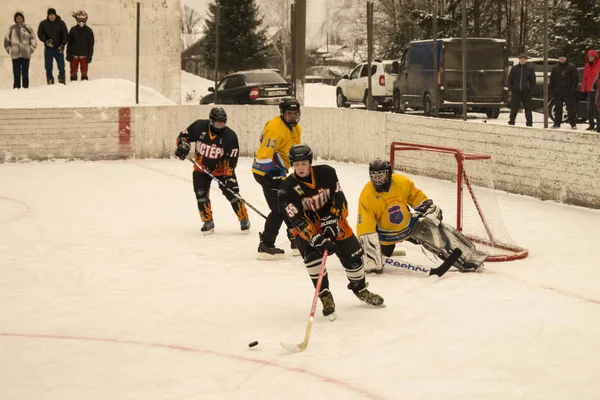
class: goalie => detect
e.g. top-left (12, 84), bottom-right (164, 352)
top-left (356, 159), bottom-right (488, 275)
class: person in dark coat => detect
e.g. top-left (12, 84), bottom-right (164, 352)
top-left (549, 51), bottom-right (579, 129)
top-left (580, 49), bottom-right (600, 130)
top-left (67, 10), bottom-right (94, 81)
top-left (37, 8), bottom-right (68, 85)
top-left (507, 54), bottom-right (536, 127)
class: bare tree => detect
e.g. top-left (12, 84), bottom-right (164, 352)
top-left (261, 0), bottom-right (292, 75)
top-left (181, 5), bottom-right (203, 34)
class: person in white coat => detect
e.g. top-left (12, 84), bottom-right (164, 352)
top-left (4, 12), bottom-right (37, 89)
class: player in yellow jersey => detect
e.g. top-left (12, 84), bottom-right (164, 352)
top-left (357, 159), bottom-right (487, 274)
top-left (251, 98), bottom-right (302, 259)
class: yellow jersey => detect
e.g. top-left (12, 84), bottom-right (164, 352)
top-left (251, 116), bottom-right (302, 177)
top-left (357, 173), bottom-right (428, 245)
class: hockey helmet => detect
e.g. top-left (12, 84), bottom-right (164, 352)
top-left (369, 158), bottom-right (393, 192)
top-left (289, 143), bottom-right (313, 165)
top-left (279, 98), bottom-right (301, 127)
top-left (209, 107), bottom-right (227, 133)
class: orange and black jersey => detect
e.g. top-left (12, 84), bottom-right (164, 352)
top-left (177, 119), bottom-right (240, 176)
top-left (280, 165), bottom-right (353, 242)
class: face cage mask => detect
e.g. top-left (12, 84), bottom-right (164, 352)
top-left (282, 110), bottom-right (300, 127)
top-left (369, 170), bottom-right (389, 186)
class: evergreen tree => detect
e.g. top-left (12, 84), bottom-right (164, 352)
top-left (202, 0), bottom-right (271, 75)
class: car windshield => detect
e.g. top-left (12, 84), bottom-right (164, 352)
top-left (242, 71), bottom-right (287, 84)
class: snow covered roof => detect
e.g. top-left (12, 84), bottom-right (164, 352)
top-left (181, 33), bottom-right (204, 51)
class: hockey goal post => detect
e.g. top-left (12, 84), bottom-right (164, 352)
top-left (390, 141), bottom-right (528, 262)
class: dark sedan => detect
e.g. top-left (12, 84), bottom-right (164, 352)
top-left (200, 69), bottom-right (292, 105)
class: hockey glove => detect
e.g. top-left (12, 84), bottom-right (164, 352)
top-left (174, 140), bottom-right (191, 160)
top-left (265, 169), bottom-right (283, 190)
top-left (414, 199), bottom-right (443, 226)
top-left (321, 214), bottom-right (340, 240)
top-left (223, 175), bottom-right (239, 192)
top-left (309, 233), bottom-right (336, 255)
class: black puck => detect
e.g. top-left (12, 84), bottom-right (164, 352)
top-left (248, 341), bottom-right (259, 348)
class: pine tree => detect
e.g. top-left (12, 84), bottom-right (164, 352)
top-left (202, 0), bottom-right (272, 75)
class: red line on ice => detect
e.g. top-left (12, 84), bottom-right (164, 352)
top-left (0, 331), bottom-right (386, 400)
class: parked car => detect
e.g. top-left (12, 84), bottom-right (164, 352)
top-left (200, 69), bottom-right (292, 105)
top-left (335, 60), bottom-right (396, 110)
top-left (392, 38), bottom-right (508, 118)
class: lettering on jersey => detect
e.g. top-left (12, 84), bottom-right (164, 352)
top-left (196, 142), bottom-right (224, 159)
top-left (285, 203), bottom-right (299, 218)
top-left (293, 184), bottom-right (305, 196)
top-left (230, 148), bottom-right (238, 157)
top-left (388, 204), bottom-right (404, 225)
top-left (301, 188), bottom-right (331, 212)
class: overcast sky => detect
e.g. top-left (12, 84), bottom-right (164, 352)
top-left (182, 0), bottom-right (329, 47)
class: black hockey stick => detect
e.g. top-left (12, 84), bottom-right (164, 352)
top-left (187, 157), bottom-right (268, 220)
top-left (429, 248), bottom-right (462, 277)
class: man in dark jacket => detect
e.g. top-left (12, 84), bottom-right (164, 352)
top-left (37, 8), bottom-right (68, 85)
top-left (67, 10), bottom-right (94, 81)
top-left (508, 54), bottom-right (536, 127)
top-left (549, 52), bottom-right (579, 129)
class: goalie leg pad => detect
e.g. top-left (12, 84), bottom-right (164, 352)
top-left (411, 218), bottom-right (488, 272)
top-left (359, 233), bottom-right (383, 273)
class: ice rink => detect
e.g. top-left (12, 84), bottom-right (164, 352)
top-left (1, 158), bottom-right (599, 400)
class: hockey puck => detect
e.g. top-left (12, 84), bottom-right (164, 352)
top-left (248, 341), bottom-right (259, 348)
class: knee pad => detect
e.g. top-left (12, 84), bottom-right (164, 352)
top-left (195, 189), bottom-right (209, 203)
top-left (304, 250), bottom-right (324, 279)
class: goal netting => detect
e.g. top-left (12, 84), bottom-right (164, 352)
top-left (390, 141), bottom-right (528, 262)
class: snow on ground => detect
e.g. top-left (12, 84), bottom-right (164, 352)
top-left (0, 79), bottom-right (175, 108)
top-left (181, 71), bottom-right (215, 105)
top-left (1, 157), bottom-right (600, 400)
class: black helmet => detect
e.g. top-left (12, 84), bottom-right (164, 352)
top-left (209, 107), bottom-right (227, 133)
top-left (289, 143), bottom-right (313, 165)
top-left (369, 158), bottom-right (393, 192)
top-left (279, 98), bottom-right (301, 127)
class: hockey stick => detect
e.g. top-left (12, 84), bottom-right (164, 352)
top-left (281, 250), bottom-right (329, 353)
top-left (187, 157), bottom-right (268, 220)
top-left (382, 248), bottom-right (462, 277)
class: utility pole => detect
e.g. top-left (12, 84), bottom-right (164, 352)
top-left (543, 0), bottom-right (549, 128)
top-left (432, 0), bottom-right (439, 117)
top-left (366, 0), bottom-right (374, 110)
top-left (214, 0), bottom-right (220, 103)
top-left (461, 0), bottom-right (467, 121)
top-left (293, 0), bottom-right (306, 105)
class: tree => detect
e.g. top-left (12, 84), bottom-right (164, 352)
top-left (203, 0), bottom-right (272, 75)
top-left (180, 5), bottom-right (203, 34)
top-left (261, 0), bottom-right (292, 76)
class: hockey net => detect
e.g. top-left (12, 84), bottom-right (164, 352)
top-left (390, 141), bottom-right (528, 262)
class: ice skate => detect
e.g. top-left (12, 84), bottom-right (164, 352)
top-left (348, 281), bottom-right (385, 307)
top-left (240, 219), bottom-right (250, 234)
top-left (318, 289), bottom-right (336, 321)
top-left (201, 219), bottom-right (215, 235)
top-left (257, 232), bottom-right (285, 260)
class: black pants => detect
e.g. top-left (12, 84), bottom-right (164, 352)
top-left (509, 90), bottom-right (533, 125)
top-left (253, 173), bottom-right (293, 240)
top-left (193, 171), bottom-right (247, 223)
top-left (296, 233), bottom-right (365, 292)
top-left (586, 92), bottom-right (598, 128)
top-left (12, 58), bottom-right (30, 89)
top-left (553, 94), bottom-right (577, 126)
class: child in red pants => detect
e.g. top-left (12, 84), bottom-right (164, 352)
top-left (66, 10), bottom-right (94, 81)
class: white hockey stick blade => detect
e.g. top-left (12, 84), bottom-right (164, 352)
top-left (280, 341), bottom-right (307, 353)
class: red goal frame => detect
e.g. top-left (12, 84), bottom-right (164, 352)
top-left (390, 141), bottom-right (528, 262)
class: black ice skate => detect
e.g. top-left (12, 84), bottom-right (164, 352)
top-left (348, 281), bottom-right (385, 307)
top-left (318, 289), bottom-right (336, 321)
top-left (257, 232), bottom-right (285, 260)
top-left (240, 219), bottom-right (250, 233)
top-left (201, 220), bottom-right (215, 235)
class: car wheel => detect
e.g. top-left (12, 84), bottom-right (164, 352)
top-left (548, 99), bottom-right (569, 123)
top-left (423, 94), bottom-right (432, 117)
top-left (336, 89), bottom-right (349, 108)
top-left (393, 91), bottom-right (406, 113)
top-left (486, 108), bottom-right (500, 119)
top-left (362, 91), bottom-right (378, 110)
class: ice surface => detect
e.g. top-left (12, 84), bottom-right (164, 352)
top-left (1, 158), bottom-right (599, 400)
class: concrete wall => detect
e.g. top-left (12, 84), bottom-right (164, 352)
top-left (1, 105), bottom-right (599, 209)
top-left (1, 0), bottom-right (180, 103)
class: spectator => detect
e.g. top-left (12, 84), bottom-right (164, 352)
top-left (508, 54), bottom-right (536, 127)
top-left (581, 49), bottom-right (600, 131)
top-left (37, 8), bottom-right (68, 85)
top-left (67, 10), bottom-right (94, 81)
top-left (593, 70), bottom-right (600, 133)
top-left (549, 51), bottom-right (579, 129)
top-left (4, 11), bottom-right (37, 89)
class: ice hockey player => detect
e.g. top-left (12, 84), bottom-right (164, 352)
top-left (357, 158), bottom-right (488, 274)
top-left (279, 144), bottom-right (385, 320)
top-left (251, 98), bottom-right (302, 259)
top-left (174, 107), bottom-right (249, 234)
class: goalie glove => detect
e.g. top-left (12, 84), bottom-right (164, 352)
top-left (414, 199), bottom-right (443, 227)
top-left (320, 214), bottom-right (340, 240)
top-left (174, 140), bottom-right (191, 160)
